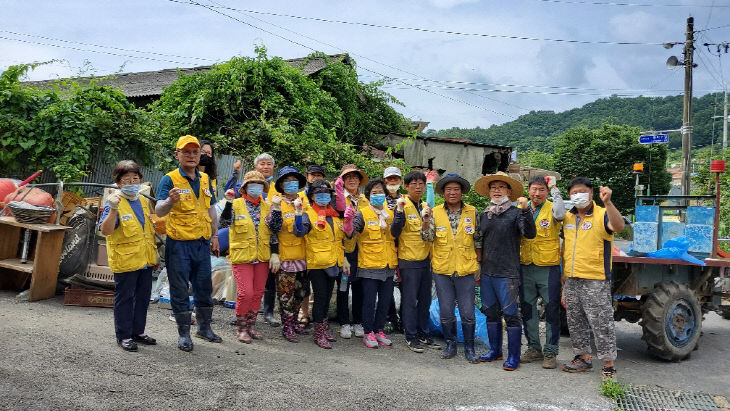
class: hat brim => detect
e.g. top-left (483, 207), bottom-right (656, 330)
top-left (435, 176), bottom-right (471, 195)
top-left (275, 172), bottom-right (307, 193)
top-left (474, 174), bottom-right (524, 201)
top-left (339, 168), bottom-right (369, 187)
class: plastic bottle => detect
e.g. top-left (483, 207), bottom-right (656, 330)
top-left (339, 271), bottom-right (349, 292)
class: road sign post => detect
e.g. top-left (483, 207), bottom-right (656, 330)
top-left (639, 134), bottom-right (669, 144)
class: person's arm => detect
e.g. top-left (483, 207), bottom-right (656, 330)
top-left (346, 211), bottom-right (365, 239)
top-left (420, 217), bottom-right (435, 242)
top-left (99, 200), bottom-right (119, 236)
top-left (600, 186), bottom-right (625, 233)
top-left (294, 213), bottom-right (312, 237)
top-left (518, 206), bottom-right (537, 239)
top-left (266, 208), bottom-right (283, 233)
top-left (334, 177), bottom-right (346, 212)
top-left (154, 176), bottom-right (179, 217)
top-left (223, 162), bottom-right (241, 193)
top-left (390, 198), bottom-right (406, 238)
top-left (425, 170), bottom-right (437, 208)
top-left (474, 212), bottom-right (483, 250)
top-left (550, 187), bottom-right (566, 221)
top-left (208, 205), bottom-right (219, 254)
top-left (218, 201), bottom-right (234, 229)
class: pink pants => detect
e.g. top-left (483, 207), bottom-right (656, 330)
top-left (232, 262), bottom-right (269, 316)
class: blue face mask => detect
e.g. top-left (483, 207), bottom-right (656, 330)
top-left (121, 184), bottom-right (141, 196)
top-left (314, 193), bottom-right (331, 206)
top-left (369, 193), bottom-right (386, 207)
top-left (283, 180), bottom-right (300, 194)
top-left (246, 183), bottom-right (264, 197)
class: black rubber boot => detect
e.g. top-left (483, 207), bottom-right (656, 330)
top-left (462, 321), bottom-right (479, 364)
top-left (174, 311), bottom-right (194, 352)
top-left (195, 306), bottom-right (222, 343)
top-left (440, 320), bottom-right (457, 359)
top-left (262, 288), bottom-right (280, 327)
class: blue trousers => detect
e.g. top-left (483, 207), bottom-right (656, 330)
top-left (165, 237), bottom-right (213, 313)
top-left (480, 275), bottom-right (521, 328)
top-left (400, 266), bottom-right (432, 341)
top-left (113, 267), bottom-right (153, 341)
top-left (434, 273), bottom-right (476, 325)
top-left (361, 277), bottom-right (394, 334)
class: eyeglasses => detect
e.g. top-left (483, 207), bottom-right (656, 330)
top-left (489, 185), bottom-right (508, 191)
top-left (120, 177), bottom-right (141, 184)
top-left (179, 150), bottom-right (200, 157)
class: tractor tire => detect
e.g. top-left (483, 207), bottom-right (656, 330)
top-left (640, 281), bottom-right (702, 361)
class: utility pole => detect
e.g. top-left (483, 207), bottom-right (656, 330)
top-left (681, 16), bottom-right (695, 196)
top-left (724, 90), bottom-right (728, 151)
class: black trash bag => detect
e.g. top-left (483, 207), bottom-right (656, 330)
top-left (58, 206), bottom-right (96, 280)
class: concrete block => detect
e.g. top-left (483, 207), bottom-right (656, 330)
top-left (633, 222), bottom-right (658, 253)
top-left (686, 206), bottom-right (715, 225)
top-left (686, 224), bottom-right (713, 254)
top-left (635, 206), bottom-right (660, 223)
top-left (660, 222), bottom-right (685, 247)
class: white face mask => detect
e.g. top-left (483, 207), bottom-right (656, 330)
top-left (491, 196), bottom-right (510, 205)
top-left (570, 192), bottom-right (591, 208)
top-left (386, 184), bottom-right (400, 194)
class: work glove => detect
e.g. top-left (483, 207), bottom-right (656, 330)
top-left (293, 198), bottom-right (303, 216)
top-left (343, 258), bottom-right (351, 276)
top-left (396, 197), bottom-right (406, 213)
top-left (269, 253), bottom-right (281, 274)
top-left (421, 204), bottom-right (432, 221)
top-left (270, 194), bottom-right (282, 211)
top-left (334, 177), bottom-right (346, 211)
top-left (343, 206), bottom-right (355, 234)
top-left (107, 193), bottom-right (121, 210)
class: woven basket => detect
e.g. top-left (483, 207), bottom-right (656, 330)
top-left (7, 201), bottom-right (57, 224)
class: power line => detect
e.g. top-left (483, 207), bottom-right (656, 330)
top-left (167, 1), bottom-right (666, 46)
top-left (533, 0), bottom-right (730, 7)
top-left (172, 0), bottom-right (516, 118)
top-left (380, 82), bottom-right (682, 97)
top-left (0, 35), bottom-right (193, 65)
top-left (0, 30), bottom-right (216, 62)
top-left (205, 0), bottom-right (531, 114)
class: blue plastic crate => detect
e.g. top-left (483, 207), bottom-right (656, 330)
top-left (660, 222), bottom-right (685, 247)
top-left (686, 224), bottom-right (713, 254)
top-left (686, 206), bottom-right (715, 225)
top-left (633, 222), bottom-right (659, 253)
top-left (635, 206), bottom-right (660, 222)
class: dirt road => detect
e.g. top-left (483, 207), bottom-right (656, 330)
top-left (1, 292), bottom-right (728, 410)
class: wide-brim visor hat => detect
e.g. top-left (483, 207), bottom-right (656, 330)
top-left (339, 164), bottom-right (368, 187)
top-left (435, 173), bottom-right (470, 195)
top-left (275, 166), bottom-right (307, 193)
top-left (474, 172), bottom-right (524, 202)
top-left (176, 135), bottom-right (200, 150)
top-left (239, 170), bottom-right (269, 195)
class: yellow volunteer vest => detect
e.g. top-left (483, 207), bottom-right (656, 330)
top-left (520, 201), bottom-right (562, 266)
top-left (165, 169), bottom-right (213, 241)
top-left (304, 208), bottom-right (345, 269)
top-left (357, 206), bottom-right (398, 269)
top-left (431, 204), bottom-right (479, 276)
top-left (343, 193), bottom-right (370, 254)
top-left (397, 197), bottom-right (431, 261)
top-left (562, 202), bottom-right (614, 280)
top-left (228, 198), bottom-right (272, 264)
top-left (279, 199), bottom-right (307, 262)
top-left (105, 197), bottom-right (158, 273)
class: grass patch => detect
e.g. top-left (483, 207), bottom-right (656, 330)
top-left (601, 379), bottom-right (628, 400)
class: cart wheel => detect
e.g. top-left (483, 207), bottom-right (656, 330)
top-left (640, 281), bottom-right (702, 361)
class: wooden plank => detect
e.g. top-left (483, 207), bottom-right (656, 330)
top-left (0, 258), bottom-right (34, 273)
top-left (614, 255), bottom-right (730, 268)
top-left (0, 224), bottom-right (21, 259)
top-left (27, 230), bottom-right (65, 301)
top-left (0, 216), bottom-right (69, 232)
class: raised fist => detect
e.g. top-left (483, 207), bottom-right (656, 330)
top-left (224, 189), bottom-right (235, 200)
top-left (545, 175), bottom-right (556, 189)
top-left (396, 197), bottom-right (406, 212)
top-left (271, 194), bottom-right (282, 206)
top-left (599, 186), bottom-right (612, 204)
top-left (293, 197), bottom-right (303, 215)
top-left (426, 170), bottom-right (438, 183)
top-left (334, 177), bottom-right (344, 193)
top-left (421, 204), bottom-right (432, 221)
top-left (168, 187), bottom-right (181, 203)
top-left (344, 205), bottom-right (355, 221)
top-left (107, 193), bottom-right (121, 210)
top-left (517, 197), bottom-right (529, 210)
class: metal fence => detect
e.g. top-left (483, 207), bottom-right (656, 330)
top-left (7, 150), bottom-right (239, 199)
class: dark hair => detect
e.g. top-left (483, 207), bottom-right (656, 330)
top-left (307, 178), bottom-right (333, 201)
top-left (112, 160), bottom-right (143, 184)
top-left (364, 178), bottom-right (387, 199)
top-left (403, 171), bottom-right (426, 185)
top-left (528, 175), bottom-right (548, 190)
top-left (199, 140), bottom-right (217, 181)
top-left (566, 177), bottom-right (593, 192)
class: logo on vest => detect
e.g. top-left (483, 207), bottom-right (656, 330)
top-left (464, 225), bottom-right (474, 234)
top-left (464, 217), bottom-right (473, 224)
top-left (284, 213), bottom-right (295, 219)
top-left (407, 214), bottom-right (418, 220)
top-left (565, 224), bottom-right (576, 230)
top-left (581, 221), bottom-right (593, 230)
top-left (367, 221), bottom-right (379, 226)
top-left (203, 188), bottom-right (212, 196)
top-left (436, 226), bottom-right (446, 232)
top-left (234, 215), bottom-right (247, 220)
top-left (539, 219), bottom-right (550, 228)
top-left (120, 214), bottom-right (133, 221)
top-left (178, 189), bottom-right (192, 194)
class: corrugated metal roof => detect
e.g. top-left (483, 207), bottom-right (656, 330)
top-left (22, 54), bottom-right (350, 98)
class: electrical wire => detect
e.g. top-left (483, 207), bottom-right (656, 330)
top-left (165, 0), bottom-right (665, 46)
top-left (533, 0), bottom-right (729, 7)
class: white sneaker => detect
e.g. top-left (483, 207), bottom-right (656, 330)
top-left (339, 324), bottom-right (352, 339)
top-left (353, 324), bottom-right (365, 338)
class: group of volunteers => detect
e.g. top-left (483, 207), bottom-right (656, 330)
top-left (100, 134), bottom-right (625, 379)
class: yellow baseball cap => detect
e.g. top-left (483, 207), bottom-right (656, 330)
top-left (176, 135), bottom-right (200, 150)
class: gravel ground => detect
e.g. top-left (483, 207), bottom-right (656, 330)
top-left (1, 291), bottom-right (728, 410)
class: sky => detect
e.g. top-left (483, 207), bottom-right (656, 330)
top-left (2, 0), bottom-right (730, 131)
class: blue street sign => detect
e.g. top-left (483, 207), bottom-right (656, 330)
top-left (639, 134), bottom-right (669, 144)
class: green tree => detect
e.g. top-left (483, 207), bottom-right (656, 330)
top-left (149, 47), bottom-right (410, 177)
top-left (553, 124), bottom-right (672, 214)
